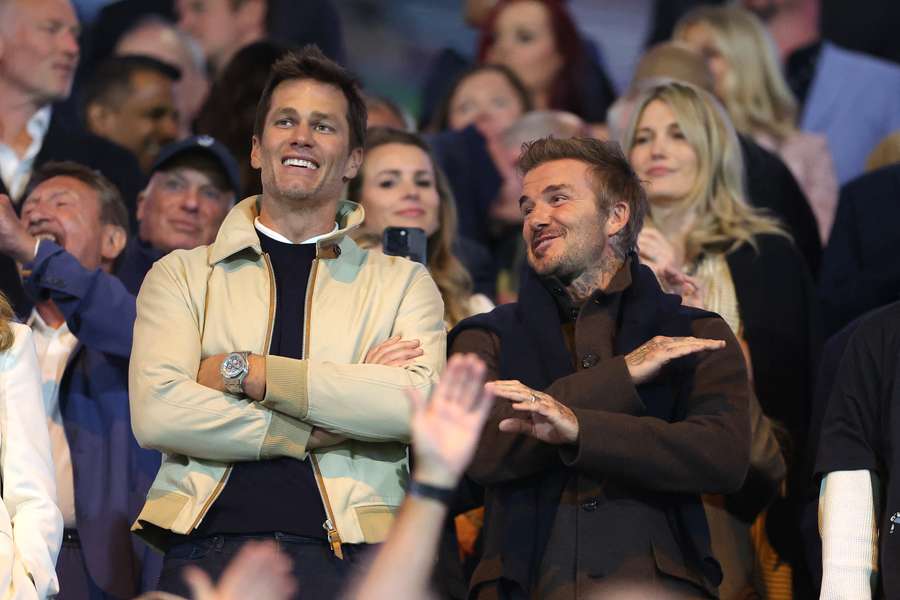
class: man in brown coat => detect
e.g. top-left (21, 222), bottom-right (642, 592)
top-left (449, 137), bottom-right (752, 599)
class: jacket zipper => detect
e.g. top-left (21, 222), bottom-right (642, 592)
top-left (303, 257), bottom-right (345, 559)
top-left (190, 252), bottom-right (278, 531)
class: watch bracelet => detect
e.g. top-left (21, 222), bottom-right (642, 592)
top-left (407, 480), bottom-right (455, 505)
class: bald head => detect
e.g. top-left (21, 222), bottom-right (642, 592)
top-left (502, 110), bottom-right (586, 150)
top-left (0, 0), bottom-right (80, 105)
top-left (115, 16), bottom-right (209, 135)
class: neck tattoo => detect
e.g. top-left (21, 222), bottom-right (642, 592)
top-left (565, 251), bottom-right (624, 304)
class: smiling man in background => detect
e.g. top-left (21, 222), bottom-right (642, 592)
top-left (81, 54), bottom-right (182, 174)
top-left (115, 135), bottom-right (239, 295)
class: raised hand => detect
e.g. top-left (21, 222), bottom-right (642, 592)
top-left (364, 335), bottom-right (423, 367)
top-left (626, 335), bottom-right (725, 385)
top-left (659, 266), bottom-right (706, 309)
top-left (406, 354), bottom-right (494, 488)
top-left (638, 226), bottom-right (680, 275)
top-left (0, 194), bottom-right (36, 264)
top-left (487, 379), bottom-right (579, 445)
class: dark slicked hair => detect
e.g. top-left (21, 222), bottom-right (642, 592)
top-left (518, 137), bottom-right (647, 255)
top-left (26, 161), bottom-right (129, 232)
top-left (253, 44), bottom-right (367, 150)
top-left (80, 54), bottom-right (181, 124)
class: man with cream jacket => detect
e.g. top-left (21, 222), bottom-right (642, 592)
top-left (129, 46), bottom-right (445, 598)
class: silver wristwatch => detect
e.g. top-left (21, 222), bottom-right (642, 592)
top-left (220, 351), bottom-right (250, 395)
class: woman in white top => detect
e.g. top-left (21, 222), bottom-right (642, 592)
top-left (0, 293), bottom-right (63, 599)
top-left (348, 127), bottom-right (494, 328)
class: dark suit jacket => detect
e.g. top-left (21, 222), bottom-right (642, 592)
top-left (818, 164), bottom-right (900, 337)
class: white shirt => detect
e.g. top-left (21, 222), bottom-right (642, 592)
top-left (254, 217), bottom-right (338, 245)
top-left (28, 310), bottom-right (78, 528)
top-left (0, 106), bottom-right (52, 201)
top-left (0, 323), bottom-right (63, 599)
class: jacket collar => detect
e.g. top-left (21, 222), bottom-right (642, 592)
top-left (517, 253), bottom-right (684, 359)
top-left (208, 195), bottom-right (365, 265)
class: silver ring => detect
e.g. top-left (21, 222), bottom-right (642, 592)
top-left (530, 393), bottom-right (537, 403)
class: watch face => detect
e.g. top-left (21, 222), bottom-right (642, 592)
top-left (222, 354), bottom-right (247, 379)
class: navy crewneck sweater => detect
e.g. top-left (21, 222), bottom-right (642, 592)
top-left (195, 231), bottom-right (327, 539)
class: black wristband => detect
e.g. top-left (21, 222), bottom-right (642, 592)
top-left (407, 480), bottom-right (455, 505)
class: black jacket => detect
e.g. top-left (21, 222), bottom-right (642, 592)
top-left (726, 233), bottom-right (821, 443)
top-left (738, 135), bottom-right (822, 278)
top-left (818, 164), bottom-right (900, 337)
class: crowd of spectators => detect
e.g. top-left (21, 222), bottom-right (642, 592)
top-left (1, 0), bottom-right (900, 599)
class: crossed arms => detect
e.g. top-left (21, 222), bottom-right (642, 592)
top-left (129, 255), bottom-right (446, 462)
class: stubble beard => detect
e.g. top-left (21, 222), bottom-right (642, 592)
top-left (528, 227), bottom-right (605, 284)
top-left (264, 167), bottom-right (327, 207)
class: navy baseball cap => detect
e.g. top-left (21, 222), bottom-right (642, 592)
top-left (150, 135), bottom-right (241, 196)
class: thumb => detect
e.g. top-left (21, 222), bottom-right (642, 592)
top-left (182, 565), bottom-right (217, 600)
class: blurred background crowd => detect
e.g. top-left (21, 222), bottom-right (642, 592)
top-left (1, 0), bottom-right (900, 599)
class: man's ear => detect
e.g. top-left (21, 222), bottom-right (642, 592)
top-left (605, 200), bottom-right (630, 238)
top-left (250, 136), bottom-right (261, 170)
top-left (342, 147), bottom-right (364, 181)
top-left (99, 224), bottom-right (127, 267)
top-left (85, 103), bottom-right (113, 137)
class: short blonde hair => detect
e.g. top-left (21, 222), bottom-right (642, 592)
top-left (674, 6), bottom-right (798, 142)
top-left (622, 81), bottom-right (786, 261)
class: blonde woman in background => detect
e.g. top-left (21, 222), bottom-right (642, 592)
top-left (675, 5), bottom-right (838, 242)
top-left (624, 81), bottom-right (818, 598)
top-left (347, 127), bottom-right (493, 328)
top-left (0, 293), bottom-right (62, 599)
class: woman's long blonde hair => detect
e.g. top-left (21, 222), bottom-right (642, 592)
top-left (674, 6), bottom-right (798, 143)
top-left (622, 81), bottom-right (786, 261)
top-left (347, 127), bottom-right (475, 327)
top-left (0, 292), bottom-right (15, 353)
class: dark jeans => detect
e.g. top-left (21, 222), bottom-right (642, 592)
top-left (56, 532), bottom-right (117, 600)
top-left (156, 533), bottom-right (378, 600)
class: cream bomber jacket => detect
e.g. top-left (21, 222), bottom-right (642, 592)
top-left (0, 324), bottom-right (63, 599)
top-left (129, 197), bottom-right (446, 552)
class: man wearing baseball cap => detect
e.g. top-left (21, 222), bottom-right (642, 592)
top-left (116, 135), bottom-right (240, 295)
